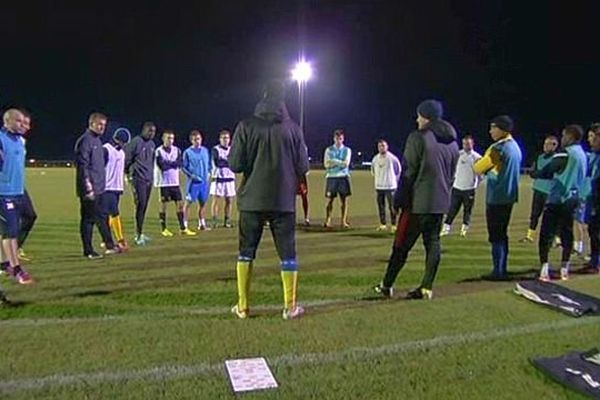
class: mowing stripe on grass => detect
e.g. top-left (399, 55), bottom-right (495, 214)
top-left (1, 316), bottom-right (598, 394)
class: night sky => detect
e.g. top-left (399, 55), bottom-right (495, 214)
top-left (2, 1), bottom-right (599, 162)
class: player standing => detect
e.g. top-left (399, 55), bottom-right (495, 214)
top-left (210, 129), bottom-right (236, 228)
top-left (183, 130), bottom-right (211, 232)
top-left (370, 139), bottom-right (401, 231)
top-left (323, 129), bottom-right (352, 228)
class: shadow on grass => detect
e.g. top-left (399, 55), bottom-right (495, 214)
top-left (1, 300), bottom-right (29, 309)
top-left (459, 268), bottom-right (538, 283)
top-left (299, 225), bottom-right (353, 233)
top-left (72, 290), bottom-right (113, 298)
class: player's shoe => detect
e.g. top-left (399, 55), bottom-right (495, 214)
top-left (560, 267), bottom-right (570, 281)
top-left (323, 218), bottom-right (332, 229)
top-left (0, 291), bottom-right (11, 307)
top-left (460, 224), bottom-right (469, 237)
top-left (117, 240), bottom-right (129, 251)
top-left (161, 229), bottom-right (174, 237)
top-left (440, 224), bottom-right (451, 236)
top-left (104, 247), bottom-right (122, 256)
top-left (406, 287), bottom-right (433, 300)
top-left (180, 228), bottom-right (197, 236)
top-left (303, 219), bottom-right (311, 227)
top-left (18, 248), bottom-right (32, 261)
top-left (231, 304), bottom-right (249, 319)
top-left (282, 305), bottom-right (305, 320)
top-left (140, 234), bottom-right (152, 242)
top-left (538, 265), bottom-right (551, 282)
top-left (390, 224), bottom-right (397, 233)
top-left (224, 222), bottom-right (233, 228)
top-left (376, 225), bottom-right (387, 231)
top-left (341, 222), bottom-right (351, 229)
top-left (372, 283), bottom-right (394, 299)
top-left (199, 225), bottom-right (211, 231)
top-left (13, 266), bottom-right (33, 285)
top-left (85, 251), bottom-right (104, 260)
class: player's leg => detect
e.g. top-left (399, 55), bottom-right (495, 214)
top-left (588, 213), bottom-right (600, 272)
top-left (80, 197), bottom-right (99, 257)
top-left (94, 195), bottom-right (117, 253)
top-left (133, 180), bottom-right (152, 241)
top-left (232, 211), bottom-right (265, 318)
top-left (324, 178), bottom-right (336, 227)
top-left (175, 193), bottom-right (186, 232)
top-left (558, 199), bottom-right (578, 279)
top-left (340, 177), bottom-right (352, 228)
top-left (573, 202), bottom-right (587, 255)
top-left (538, 204), bottom-right (559, 280)
top-left (461, 189), bottom-right (476, 237)
top-left (269, 211), bottom-right (303, 319)
top-left (415, 214), bottom-right (444, 299)
top-left (224, 196), bottom-right (233, 227)
top-left (1, 197), bottom-right (32, 284)
top-left (486, 204), bottom-right (513, 279)
top-left (211, 194), bottom-right (220, 227)
top-left (442, 188), bottom-right (461, 236)
top-left (376, 210), bottom-right (422, 296)
top-left (385, 190), bottom-right (397, 227)
top-left (17, 189), bottom-right (37, 258)
top-left (197, 182), bottom-right (210, 230)
top-left (110, 193), bottom-right (128, 250)
top-left (376, 190), bottom-right (387, 229)
top-left (159, 188), bottom-right (170, 235)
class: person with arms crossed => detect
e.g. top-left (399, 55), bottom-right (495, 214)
top-left (440, 135), bottom-right (482, 237)
top-left (323, 129), bottom-right (352, 229)
top-left (371, 139), bottom-right (401, 231)
top-left (210, 129), bottom-right (236, 228)
top-left (531, 125), bottom-right (587, 281)
top-left (473, 115), bottom-right (523, 280)
top-left (229, 81), bottom-right (309, 320)
top-left (520, 135), bottom-right (558, 243)
top-left (154, 130), bottom-right (190, 236)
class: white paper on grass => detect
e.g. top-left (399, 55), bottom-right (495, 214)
top-left (225, 357), bottom-right (278, 393)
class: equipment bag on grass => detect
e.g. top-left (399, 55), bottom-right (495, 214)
top-left (514, 280), bottom-right (600, 317)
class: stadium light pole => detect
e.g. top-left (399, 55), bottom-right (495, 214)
top-left (291, 60), bottom-right (312, 133)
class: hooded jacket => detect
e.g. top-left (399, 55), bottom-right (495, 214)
top-left (229, 98), bottom-right (309, 212)
top-left (74, 129), bottom-right (105, 197)
top-left (395, 119), bottom-right (459, 214)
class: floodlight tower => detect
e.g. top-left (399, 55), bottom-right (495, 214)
top-left (291, 59), bottom-right (312, 133)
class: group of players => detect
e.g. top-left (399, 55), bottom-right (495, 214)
top-left (1, 83), bottom-right (599, 318)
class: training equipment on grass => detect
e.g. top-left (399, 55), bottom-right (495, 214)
top-left (514, 281), bottom-right (600, 317)
top-left (225, 357), bottom-right (278, 393)
top-left (533, 348), bottom-right (600, 399)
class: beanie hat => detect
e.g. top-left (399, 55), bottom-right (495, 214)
top-left (417, 99), bottom-right (443, 120)
top-left (491, 115), bottom-right (514, 132)
top-left (113, 127), bottom-right (131, 144)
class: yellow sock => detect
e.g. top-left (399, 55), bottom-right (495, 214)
top-left (281, 270), bottom-right (298, 310)
top-left (109, 216), bottom-right (124, 242)
top-left (236, 261), bottom-right (252, 311)
top-left (527, 229), bottom-right (535, 240)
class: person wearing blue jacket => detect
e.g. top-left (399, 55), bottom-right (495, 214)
top-left (183, 130), bottom-right (212, 231)
top-left (474, 115), bottom-right (523, 280)
top-left (531, 124), bottom-right (587, 281)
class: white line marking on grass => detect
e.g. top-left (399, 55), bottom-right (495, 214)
top-left (0, 317), bottom-right (598, 394)
top-left (0, 299), bottom-right (349, 327)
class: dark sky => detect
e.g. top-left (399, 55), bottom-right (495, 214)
top-left (2, 0), bottom-right (599, 162)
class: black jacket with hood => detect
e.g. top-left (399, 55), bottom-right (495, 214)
top-left (229, 98), bottom-right (309, 213)
top-left (394, 119), bottom-right (459, 214)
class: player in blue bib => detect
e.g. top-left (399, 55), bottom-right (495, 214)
top-left (183, 130), bottom-right (212, 231)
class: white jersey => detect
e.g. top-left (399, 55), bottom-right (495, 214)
top-left (103, 142), bottom-right (125, 192)
top-left (453, 149), bottom-right (482, 190)
top-left (371, 152), bottom-right (402, 190)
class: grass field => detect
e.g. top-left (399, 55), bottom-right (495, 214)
top-left (0, 168), bottom-right (599, 399)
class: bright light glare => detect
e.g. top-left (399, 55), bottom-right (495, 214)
top-left (292, 61), bottom-right (312, 83)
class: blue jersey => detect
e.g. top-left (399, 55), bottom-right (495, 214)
top-left (0, 128), bottom-right (26, 196)
top-left (480, 136), bottom-right (522, 205)
top-left (324, 144), bottom-right (351, 178)
top-left (548, 144), bottom-right (587, 204)
top-left (183, 146), bottom-right (212, 183)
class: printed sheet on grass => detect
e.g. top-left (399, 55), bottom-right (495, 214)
top-left (225, 357), bottom-right (278, 393)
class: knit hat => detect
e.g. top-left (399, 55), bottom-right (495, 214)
top-left (263, 80), bottom-right (286, 101)
top-left (416, 99), bottom-right (443, 120)
top-left (113, 127), bottom-right (131, 144)
top-left (491, 115), bottom-right (514, 132)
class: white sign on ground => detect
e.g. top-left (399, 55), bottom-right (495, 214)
top-left (225, 357), bottom-right (278, 393)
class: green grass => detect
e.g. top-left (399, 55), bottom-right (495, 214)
top-left (0, 168), bottom-right (598, 399)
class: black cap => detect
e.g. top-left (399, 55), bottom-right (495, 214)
top-left (491, 115), bottom-right (514, 132)
top-left (417, 99), bottom-right (443, 120)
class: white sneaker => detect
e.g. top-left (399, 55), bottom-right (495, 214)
top-left (539, 264), bottom-right (551, 281)
top-left (376, 224), bottom-right (387, 231)
top-left (460, 224), bottom-right (469, 237)
top-left (282, 305), bottom-right (305, 320)
top-left (440, 224), bottom-right (451, 236)
top-left (560, 267), bottom-right (569, 281)
top-left (231, 304), bottom-right (249, 319)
